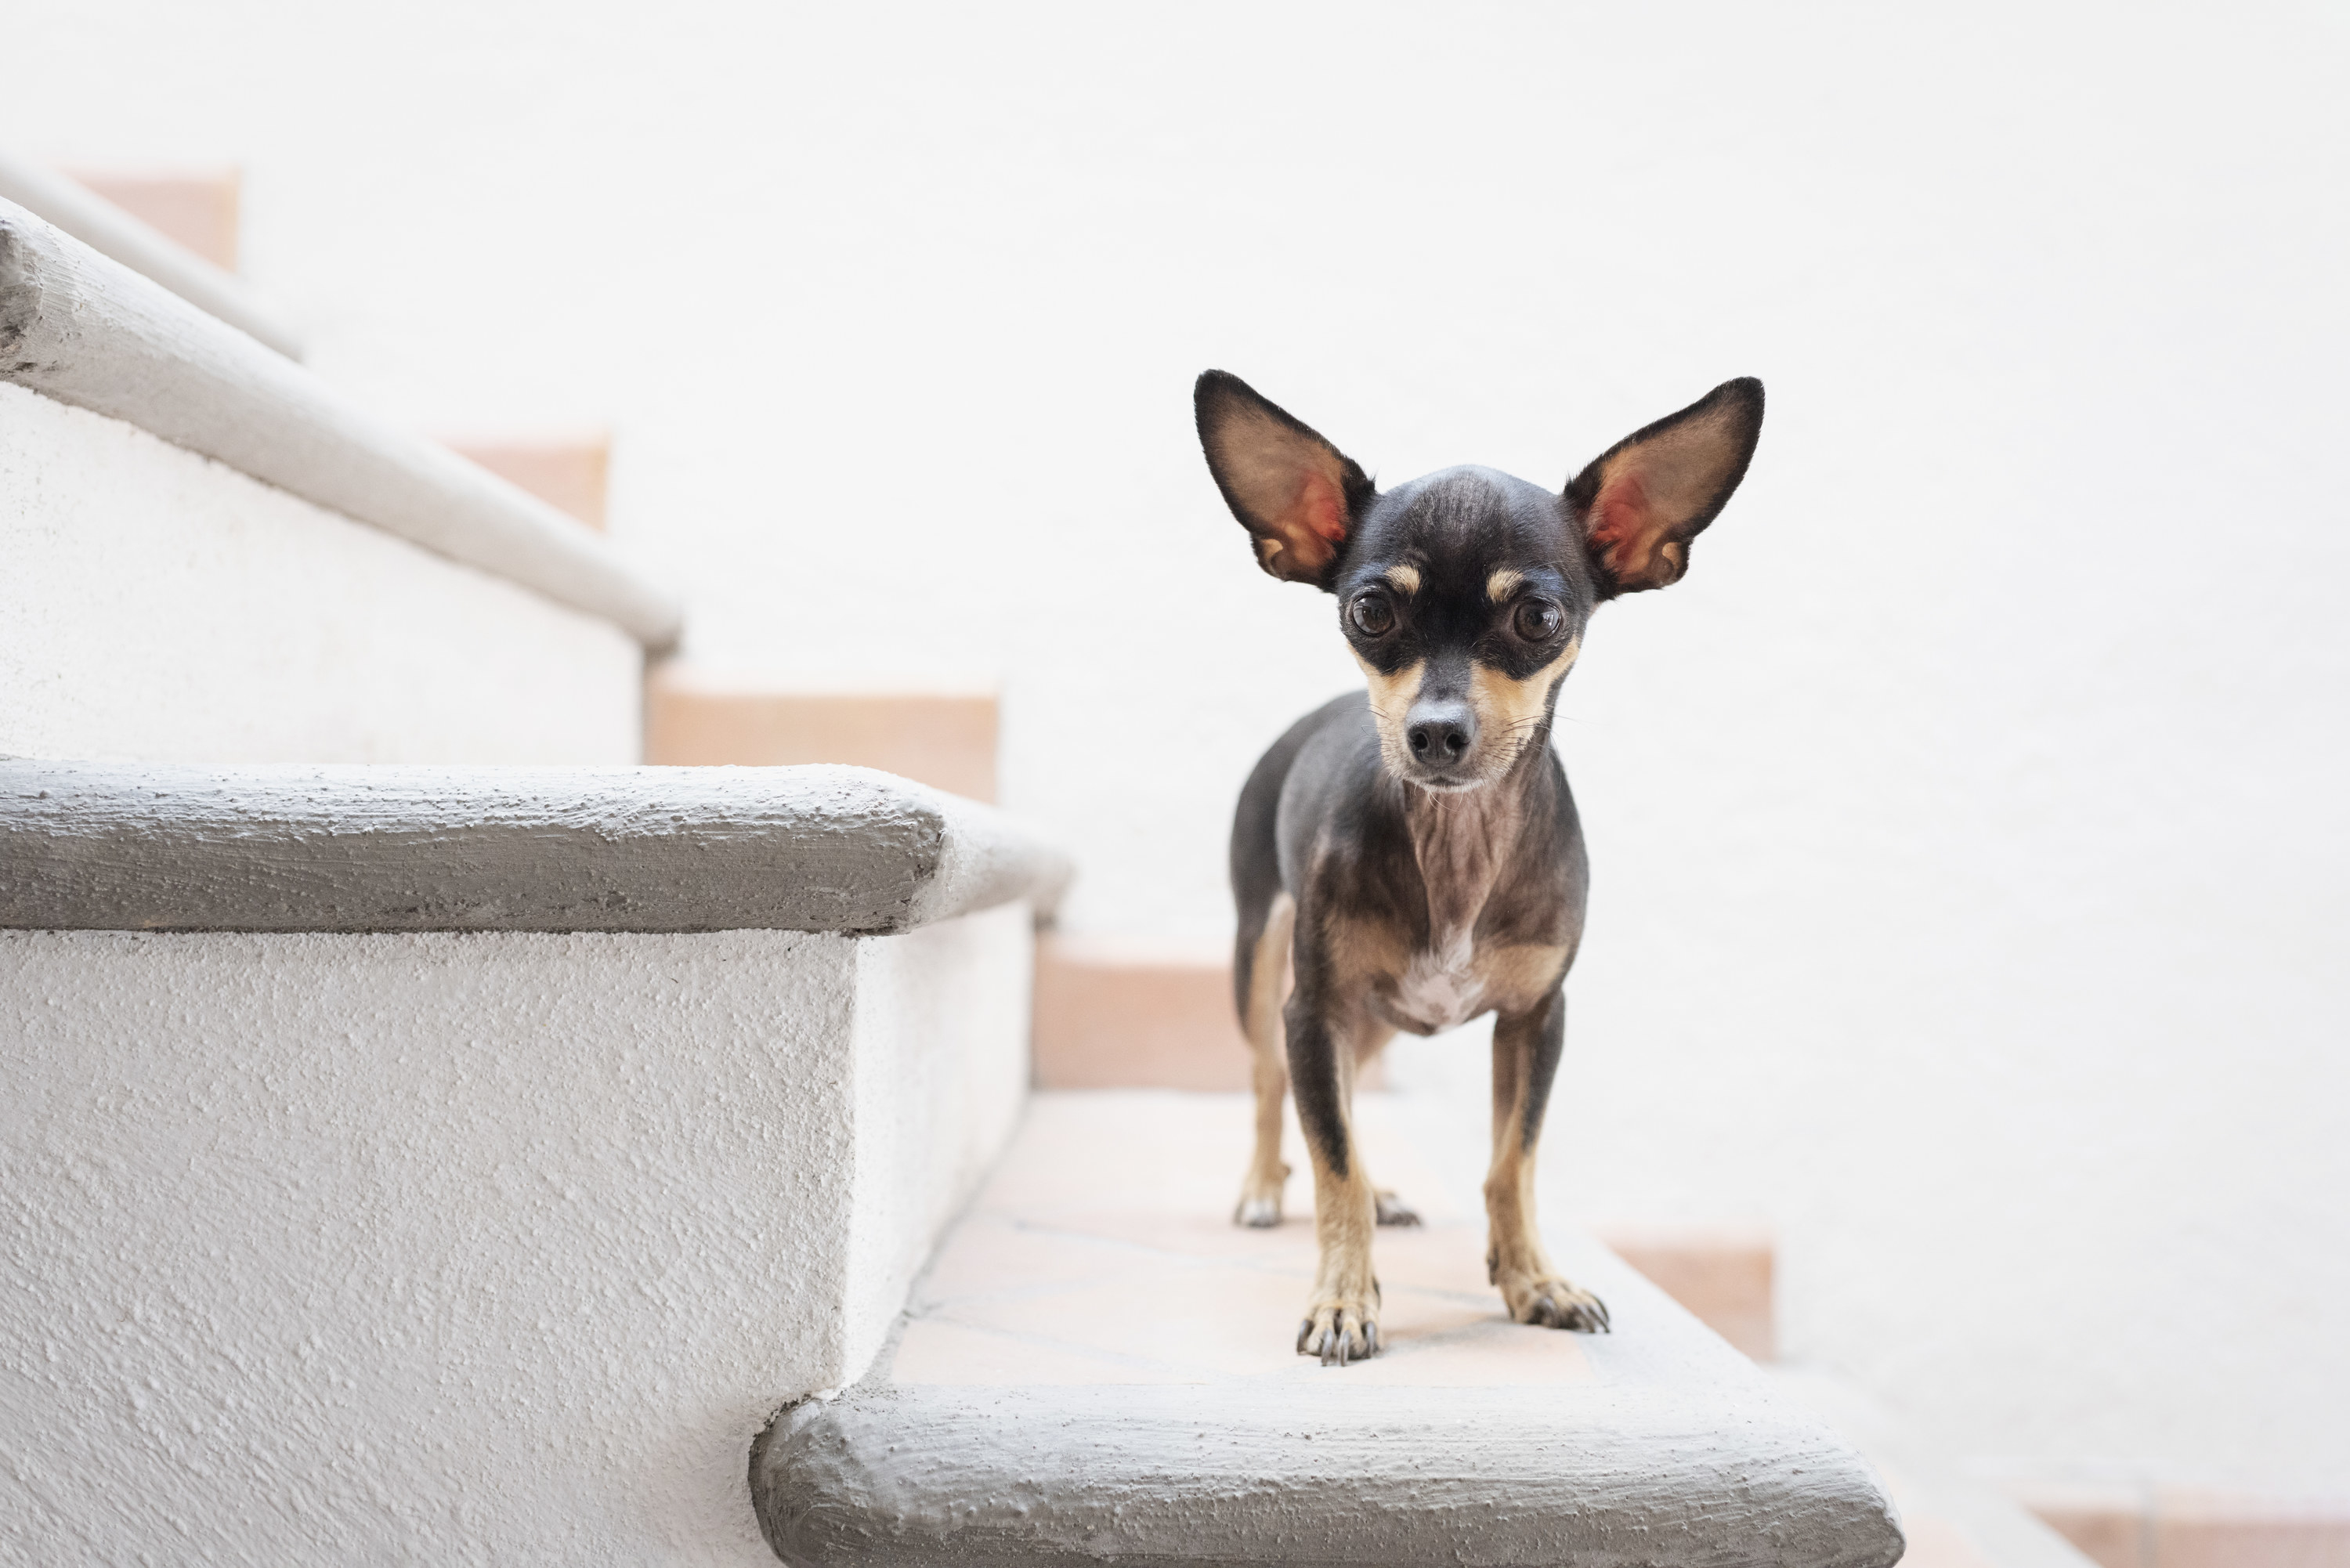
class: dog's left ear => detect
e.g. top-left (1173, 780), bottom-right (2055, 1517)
top-left (1566, 378), bottom-right (1764, 598)
top-left (1195, 370), bottom-right (1374, 587)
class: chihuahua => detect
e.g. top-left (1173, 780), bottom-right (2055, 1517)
top-left (1196, 370), bottom-right (1764, 1364)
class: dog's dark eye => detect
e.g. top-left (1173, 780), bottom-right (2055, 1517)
top-left (1350, 594), bottom-right (1395, 636)
top-left (1513, 600), bottom-right (1562, 641)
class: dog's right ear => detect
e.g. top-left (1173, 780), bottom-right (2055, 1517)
top-left (1195, 370), bottom-right (1373, 587)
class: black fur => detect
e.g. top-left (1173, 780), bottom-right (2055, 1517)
top-left (1198, 368), bottom-right (1762, 1358)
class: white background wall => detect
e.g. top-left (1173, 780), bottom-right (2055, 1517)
top-left (4, 0), bottom-right (2345, 1497)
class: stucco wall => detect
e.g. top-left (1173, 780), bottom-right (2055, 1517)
top-left (0, 380), bottom-right (641, 764)
top-left (0, 903), bottom-right (1032, 1566)
top-left (844, 904), bottom-right (1034, 1378)
top-left (2, 0), bottom-right (2344, 1498)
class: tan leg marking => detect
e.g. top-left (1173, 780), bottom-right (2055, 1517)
top-left (1473, 941), bottom-right (1574, 1019)
top-left (1485, 1008), bottom-right (1609, 1332)
top-left (1295, 999), bottom-right (1383, 1364)
top-left (1233, 893), bottom-right (1295, 1227)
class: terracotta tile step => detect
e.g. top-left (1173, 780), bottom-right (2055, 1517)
top-left (443, 431), bottom-right (611, 531)
top-left (1767, 1369), bottom-right (2100, 1568)
top-left (750, 1089), bottom-right (1904, 1568)
top-left (1592, 1223), bottom-right (1776, 1363)
top-left (63, 166), bottom-right (243, 271)
top-left (1031, 934), bottom-right (1248, 1089)
top-left (2001, 1479), bottom-right (2350, 1568)
top-left (642, 663), bottom-right (997, 803)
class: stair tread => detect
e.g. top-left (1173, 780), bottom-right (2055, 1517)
top-left (751, 1091), bottom-right (1904, 1567)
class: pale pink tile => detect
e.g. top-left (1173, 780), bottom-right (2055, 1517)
top-left (893, 1317), bottom-right (1206, 1387)
top-left (912, 1214), bottom-right (1126, 1309)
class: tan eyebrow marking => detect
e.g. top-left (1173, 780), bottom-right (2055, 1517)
top-left (1486, 569), bottom-right (1524, 602)
top-left (1383, 564), bottom-right (1422, 594)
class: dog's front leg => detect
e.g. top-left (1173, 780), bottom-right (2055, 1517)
top-left (1486, 989), bottom-right (1610, 1331)
top-left (1286, 991), bottom-right (1379, 1364)
top-left (1233, 893), bottom-right (1295, 1227)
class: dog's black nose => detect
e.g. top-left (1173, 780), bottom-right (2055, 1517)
top-left (1405, 703), bottom-right (1475, 769)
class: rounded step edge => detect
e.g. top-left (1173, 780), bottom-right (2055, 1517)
top-left (750, 1378), bottom-right (1905, 1568)
top-left (0, 760), bottom-right (1071, 935)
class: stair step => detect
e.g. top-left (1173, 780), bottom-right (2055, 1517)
top-left (0, 760), bottom-right (1070, 1563)
top-left (1593, 1224), bottom-right (1776, 1363)
top-left (62, 166), bottom-right (243, 271)
top-left (751, 1089), bottom-right (1903, 1567)
top-left (0, 154), bottom-right (303, 359)
top-left (644, 663), bottom-right (997, 803)
top-left (443, 430), bottom-right (611, 531)
top-left (1766, 1371), bottom-right (2102, 1568)
top-left (1998, 1479), bottom-right (2350, 1568)
top-left (1032, 934), bottom-right (1246, 1089)
top-left (1030, 936), bottom-right (1384, 1092)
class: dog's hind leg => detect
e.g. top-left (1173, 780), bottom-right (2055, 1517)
top-left (1232, 892), bottom-right (1294, 1227)
top-left (1485, 989), bottom-right (1608, 1331)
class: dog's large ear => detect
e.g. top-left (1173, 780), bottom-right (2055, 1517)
top-left (1565, 378), bottom-right (1764, 598)
top-left (1195, 370), bottom-right (1374, 587)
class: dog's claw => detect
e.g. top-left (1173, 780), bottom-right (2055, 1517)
top-left (1297, 1299), bottom-right (1380, 1366)
top-left (1505, 1275), bottom-right (1610, 1334)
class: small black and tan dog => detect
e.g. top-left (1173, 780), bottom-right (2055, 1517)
top-left (1195, 370), bottom-right (1764, 1365)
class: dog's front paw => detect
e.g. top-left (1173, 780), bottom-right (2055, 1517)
top-left (1296, 1294), bottom-right (1381, 1366)
top-left (1499, 1272), bottom-right (1610, 1333)
top-left (1373, 1188), bottom-right (1422, 1227)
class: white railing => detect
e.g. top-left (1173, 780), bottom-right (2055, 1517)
top-left (0, 761), bottom-right (1068, 1565)
top-left (0, 196), bottom-right (681, 651)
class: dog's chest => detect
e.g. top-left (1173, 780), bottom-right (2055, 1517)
top-left (1385, 932), bottom-right (1488, 1033)
top-left (1380, 794), bottom-right (1520, 1031)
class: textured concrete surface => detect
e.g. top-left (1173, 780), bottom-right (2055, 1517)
top-left (0, 902), bottom-right (1033, 1566)
top-left (0, 381), bottom-right (642, 764)
top-left (1766, 1371), bottom-right (2095, 1568)
top-left (0, 760), bottom-right (1071, 934)
top-left (752, 1093), bottom-right (1904, 1568)
top-left (0, 198), bottom-right (678, 645)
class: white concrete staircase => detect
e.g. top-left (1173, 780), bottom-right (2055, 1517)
top-left (0, 192), bottom-right (1069, 1563)
top-left (0, 761), bottom-right (1066, 1564)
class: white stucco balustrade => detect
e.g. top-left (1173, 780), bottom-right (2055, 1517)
top-left (0, 762), bottom-right (1070, 1566)
top-left (0, 195), bottom-right (678, 767)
